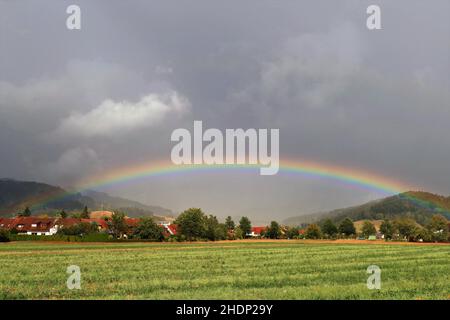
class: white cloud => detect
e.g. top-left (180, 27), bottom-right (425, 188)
top-left (56, 91), bottom-right (190, 138)
top-left (0, 60), bottom-right (152, 133)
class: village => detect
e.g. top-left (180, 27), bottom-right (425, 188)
top-left (0, 211), bottom-right (176, 238)
top-left (0, 210), bottom-right (271, 240)
top-left (2, 207), bottom-right (449, 244)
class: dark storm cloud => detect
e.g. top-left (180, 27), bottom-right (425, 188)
top-left (0, 0), bottom-right (449, 220)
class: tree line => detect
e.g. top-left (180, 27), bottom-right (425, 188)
top-left (2, 206), bottom-right (449, 243)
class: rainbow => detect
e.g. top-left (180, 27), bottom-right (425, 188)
top-left (77, 158), bottom-right (414, 195)
top-left (29, 158), bottom-right (421, 212)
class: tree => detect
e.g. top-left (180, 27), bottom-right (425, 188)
top-left (18, 206), bottom-right (32, 217)
top-left (416, 228), bottom-right (434, 243)
top-left (239, 217), bottom-right (252, 237)
top-left (70, 212), bottom-right (82, 219)
top-left (108, 212), bottom-right (128, 238)
top-left (380, 220), bottom-right (395, 240)
top-left (59, 210), bottom-right (68, 219)
top-left (286, 226), bottom-right (300, 239)
top-left (225, 216), bottom-right (235, 231)
top-left (204, 215), bottom-right (227, 241)
top-left (234, 226), bottom-right (244, 239)
top-left (426, 214), bottom-right (449, 242)
top-left (428, 214), bottom-right (448, 231)
top-left (361, 221), bottom-right (377, 238)
top-left (175, 208), bottom-right (207, 241)
top-left (339, 218), bottom-right (356, 237)
top-left (58, 222), bottom-right (98, 236)
top-left (134, 217), bottom-right (164, 241)
top-left (394, 218), bottom-right (419, 241)
top-left (305, 224), bottom-right (322, 239)
top-left (321, 219), bottom-right (338, 238)
top-left (80, 206), bottom-right (90, 219)
top-left (266, 221), bottom-right (281, 239)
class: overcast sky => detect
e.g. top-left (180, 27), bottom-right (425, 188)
top-left (1, 0), bottom-right (449, 222)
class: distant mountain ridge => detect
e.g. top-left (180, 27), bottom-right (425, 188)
top-left (283, 191), bottom-right (450, 226)
top-left (80, 190), bottom-right (173, 217)
top-left (0, 179), bottom-right (173, 219)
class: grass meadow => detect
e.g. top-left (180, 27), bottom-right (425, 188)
top-left (0, 241), bottom-right (449, 300)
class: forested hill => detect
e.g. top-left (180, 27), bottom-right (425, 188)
top-left (283, 191), bottom-right (450, 226)
top-left (0, 179), bottom-right (173, 218)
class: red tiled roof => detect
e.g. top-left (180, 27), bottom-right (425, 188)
top-left (6, 217), bottom-right (56, 232)
top-left (1, 217), bottom-right (180, 237)
top-left (251, 226), bottom-right (266, 235)
top-left (80, 218), bottom-right (109, 229)
top-left (166, 224), bottom-right (178, 236)
top-left (0, 218), bottom-right (17, 230)
top-left (125, 218), bottom-right (140, 227)
top-left (57, 218), bottom-right (80, 227)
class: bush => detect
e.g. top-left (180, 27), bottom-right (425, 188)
top-left (80, 233), bottom-right (111, 242)
top-left (0, 229), bottom-right (10, 242)
top-left (58, 222), bottom-right (99, 236)
top-left (9, 233), bottom-right (112, 242)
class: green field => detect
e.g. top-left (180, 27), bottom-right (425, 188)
top-left (0, 241), bottom-right (449, 299)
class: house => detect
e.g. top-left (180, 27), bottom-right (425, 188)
top-left (166, 224), bottom-right (178, 236)
top-left (54, 218), bottom-right (105, 231)
top-left (81, 218), bottom-right (109, 230)
top-left (56, 218), bottom-right (80, 228)
top-left (159, 223), bottom-right (178, 237)
top-left (124, 218), bottom-right (140, 235)
top-left (0, 218), bottom-right (17, 230)
top-left (125, 218), bottom-right (139, 227)
top-left (248, 226), bottom-right (266, 237)
top-left (7, 217), bottom-right (59, 236)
